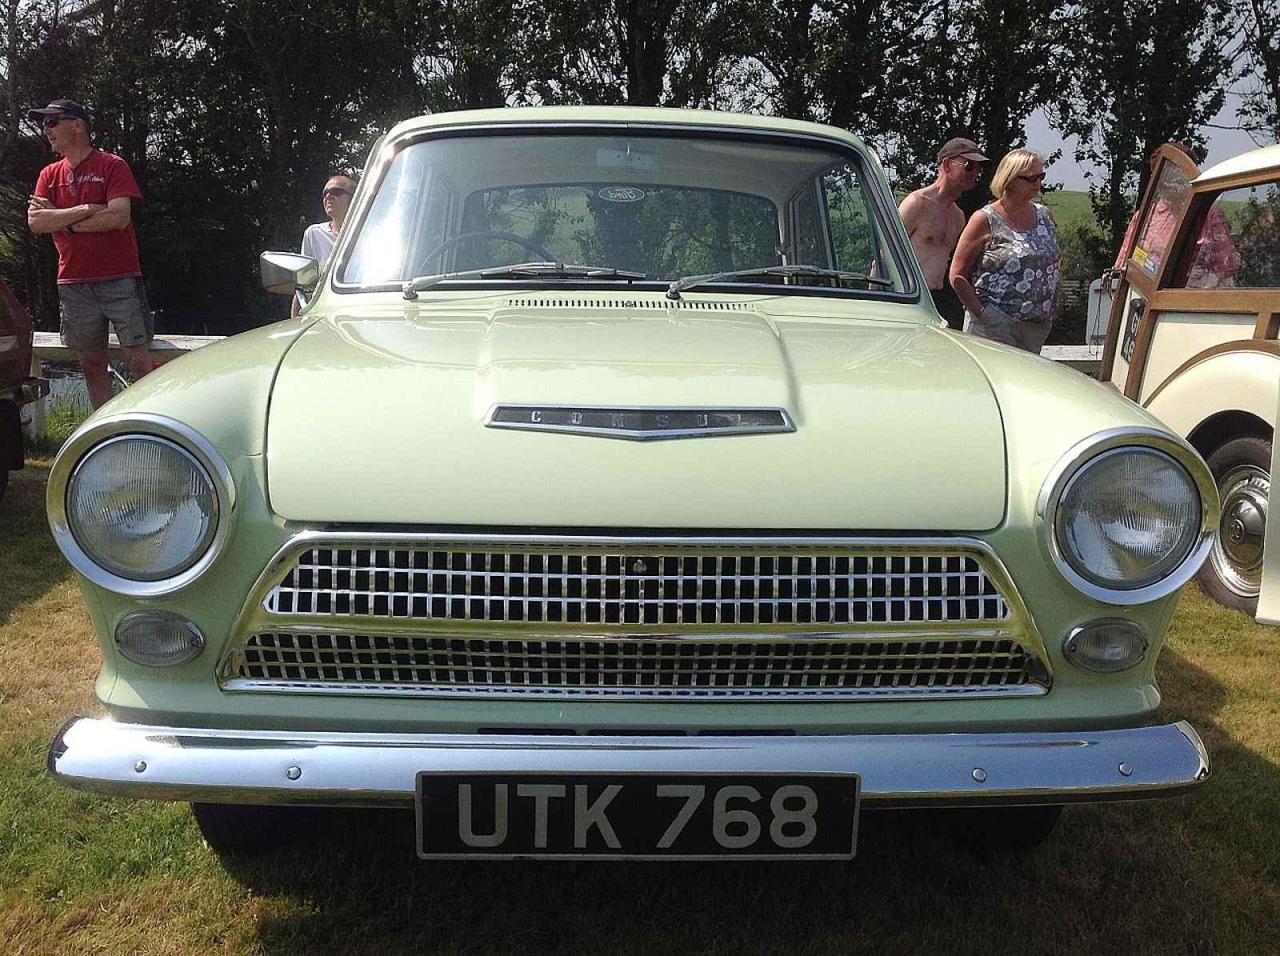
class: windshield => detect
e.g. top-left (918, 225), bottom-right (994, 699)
top-left (339, 130), bottom-right (909, 295)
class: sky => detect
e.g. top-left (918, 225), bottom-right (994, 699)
top-left (1028, 88), bottom-right (1268, 193)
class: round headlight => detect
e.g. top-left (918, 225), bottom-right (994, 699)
top-left (1054, 446), bottom-right (1201, 592)
top-left (66, 435), bottom-right (219, 581)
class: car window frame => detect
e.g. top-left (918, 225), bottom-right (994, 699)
top-left (329, 121), bottom-right (921, 304)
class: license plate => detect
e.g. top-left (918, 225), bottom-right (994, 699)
top-left (415, 773), bottom-right (859, 860)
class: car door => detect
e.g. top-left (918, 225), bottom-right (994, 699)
top-left (1099, 144), bottom-right (1200, 396)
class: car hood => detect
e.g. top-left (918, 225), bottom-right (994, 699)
top-left (265, 300), bottom-right (1007, 529)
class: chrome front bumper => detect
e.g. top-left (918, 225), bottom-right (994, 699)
top-left (48, 717), bottom-right (1209, 807)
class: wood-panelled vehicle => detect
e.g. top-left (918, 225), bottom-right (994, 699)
top-left (0, 281), bottom-right (49, 500)
top-left (1101, 143), bottom-right (1280, 617)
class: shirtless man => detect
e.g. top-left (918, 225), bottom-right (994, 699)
top-left (899, 137), bottom-right (987, 330)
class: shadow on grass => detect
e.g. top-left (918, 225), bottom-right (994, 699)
top-left (198, 650), bottom-right (1270, 954)
top-left (0, 463), bottom-right (69, 627)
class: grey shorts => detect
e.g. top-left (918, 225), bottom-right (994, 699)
top-left (59, 277), bottom-right (153, 351)
top-left (964, 306), bottom-right (1052, 354)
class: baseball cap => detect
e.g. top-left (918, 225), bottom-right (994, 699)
top-left (27, 99), bottom-right (91, 123)
top-left (937, 137), bottom-right (987, 163)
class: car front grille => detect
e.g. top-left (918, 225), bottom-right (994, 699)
top-left (221, 536), bottom-right (1047, 701)
top-left (231, 631), bottom-right (1040, 700)
top-left (263, 546), bottom-right (1010, 626)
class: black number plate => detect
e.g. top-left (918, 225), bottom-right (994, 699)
top-left (416, 772), bottom-right (859, 860)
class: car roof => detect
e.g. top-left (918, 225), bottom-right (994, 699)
top-left (381, 106), bottom-right (869, 153)
top-left (1195, 142), bottom-right (1280, 186)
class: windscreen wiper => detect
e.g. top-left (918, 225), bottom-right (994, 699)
top-left (666, 264), bottom-right (895, 300)
top-left (404, 262), bottom-right (647, 299)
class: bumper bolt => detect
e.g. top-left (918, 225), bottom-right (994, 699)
top-left (286, 766), bottom-right (302, 781)
top-left (971, 768), bottom-right (987, 783)
top-left (1119, 762), bottom-right (1133, 777)
top-left (134, 760), bottom-right (147, 773)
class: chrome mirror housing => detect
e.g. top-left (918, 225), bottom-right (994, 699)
top-left (260, 251), bottom-right (319, 295)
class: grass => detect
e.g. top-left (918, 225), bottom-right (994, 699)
top-left (2, 462), bottom-right (1279, 953)
top-left (36, 395), bottom-right (92, 453)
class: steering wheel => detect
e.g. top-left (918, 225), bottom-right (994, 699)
top-left (419, 231), bottom-right (556, 271)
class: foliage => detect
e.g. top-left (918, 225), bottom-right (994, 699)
top-left (1053, 0), bottom-right (1234, 255)
top-left (0, 0), bottom-right (1258, 336)
top-left (28, 389), bottom-right (89, 452)
top-left (1237, 0), bottom-right (1280, 142)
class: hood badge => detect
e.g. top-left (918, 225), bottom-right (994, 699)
top-left (486, 406), bottom-right (795, 441)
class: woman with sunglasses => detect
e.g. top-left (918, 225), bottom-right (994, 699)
top-left (949, 148), bottom-right (1061, 353)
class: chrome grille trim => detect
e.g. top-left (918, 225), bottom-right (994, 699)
top-left (224, 630), bottom-right (1044, 700)
top-left (264, 547), bottom-right (1010, 626)
top-left (223, 533), bottom-right (1048, 702)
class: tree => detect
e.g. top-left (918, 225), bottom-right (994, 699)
top-left (876, 0), bottom-right (1070, 207)
top-left (1236, 0), bottom-right (1280, 141)
top-left (1056, 0), bottom-right (1234, 256)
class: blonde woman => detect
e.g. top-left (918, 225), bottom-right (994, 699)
top-left (949, 149), bottom-right (1061, 353)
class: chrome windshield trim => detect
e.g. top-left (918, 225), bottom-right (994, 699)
top-left (46, 413), bottom-right (237, 597)
top-left (49, 717), bottom-right (1209, 808)
top-left (1036, 427), bottom-right (1220, 606)
top-left (329, 120), bottom-right (917, 300)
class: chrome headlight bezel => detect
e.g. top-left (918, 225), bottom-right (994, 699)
top-left (1038, 427), bottom-right (1219, 605)
top-left (47, 414), bottom-right (236, 596)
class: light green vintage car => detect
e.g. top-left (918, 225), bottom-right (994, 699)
top-left (47, 107), bottom-right (1216, 859)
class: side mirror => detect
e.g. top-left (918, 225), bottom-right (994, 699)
top-left (260, 251), bottom-right (319, 295)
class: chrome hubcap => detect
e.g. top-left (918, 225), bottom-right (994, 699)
top-left (1210, 464), bottom-right (1269, 598)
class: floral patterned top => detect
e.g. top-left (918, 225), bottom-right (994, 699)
top-left (973, 203), bottom-right (1061, 322)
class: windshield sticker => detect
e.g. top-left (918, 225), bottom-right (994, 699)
top-left (1133, 246), bottom-right (1159, 275)
top-left (596, 146), bottom-right (658, 171)
top-left (598, 185), bottom-right (645, 203)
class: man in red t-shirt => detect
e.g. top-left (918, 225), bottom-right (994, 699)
top-left (26, 98), bottom-right (152, 408)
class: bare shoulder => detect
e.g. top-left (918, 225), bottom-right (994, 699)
top-left (899, 189), bottom-right (926, 214)
top-left (898, 189), bottom-right (928, 228)
top-left (958, 208), bottom-right (991, 242)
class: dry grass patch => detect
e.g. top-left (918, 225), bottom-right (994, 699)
top-left (0, 464), bottom-right (100, 726)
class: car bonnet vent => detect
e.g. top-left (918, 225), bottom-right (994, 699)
top-left (505, 297), bottom-right (750, 311)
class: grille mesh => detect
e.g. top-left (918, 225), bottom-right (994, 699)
top-left (264, 547), bottom-right (1010, 626)
top-left (234, 632), bottom-right (1037, 699)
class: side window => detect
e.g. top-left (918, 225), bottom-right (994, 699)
top-left (822, 164), bottom-right (874, 272)
top-left (822, 163), bottom-right (901, 286)
top-left (1130, 159), bottom-right (1193, 279)
top-left (1178, 183), bottom-right (1278, 289)
top-left (788, 183), bottom-right (828, 267)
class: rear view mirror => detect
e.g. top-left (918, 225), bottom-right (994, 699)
top-left (260, 251), bottom-right (319, 295)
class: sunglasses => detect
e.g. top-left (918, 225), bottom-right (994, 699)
top-left (951, 158), bottom-right (984, 171)
top-left (42, 116), bottom-right (70, 129)
top-left (1017, 172), bottom-right (1047, 183)
top-left (322, 187), bottom-right (350, 199)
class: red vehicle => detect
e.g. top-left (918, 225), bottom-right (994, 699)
top-left (0, 280), bottom-right (49, 499)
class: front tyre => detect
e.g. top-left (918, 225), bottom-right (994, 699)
top-left (1197, 436), bottom-right (1271, 615)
